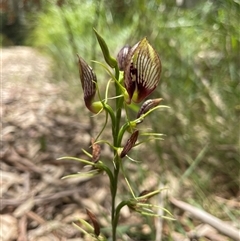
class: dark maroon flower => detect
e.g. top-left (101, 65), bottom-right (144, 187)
top-left (120, 130), bottom-right (139, 158)
top-left (77, 55), bottom-right (102, 113)
top-left (124, 38), bottom-right (162, 104)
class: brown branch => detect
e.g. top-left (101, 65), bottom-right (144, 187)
top-left (17, 215), bottom-right (27, 241)
top-left (170, 197), bottom-right (240, 241)
top-left (1, 187), bottom-right (84, 208)
top-left (2, 148), bottom-right (43, 174)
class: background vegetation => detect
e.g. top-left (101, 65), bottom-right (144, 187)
top-left (2, 0), bottom-right (239, 239)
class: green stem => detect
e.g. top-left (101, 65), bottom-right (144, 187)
top-left (117, 122), bottom-right (130, 146)
top-left (114, 65), bottom-right (121, 138)
top-left (113, 200), bottom-right (129, 231)
top-left (103, 103), bottom-right (116, 139)
top-left (111, 66), bottom-right (122, 241)
top-left (111, 155), bottom-right (119, 240)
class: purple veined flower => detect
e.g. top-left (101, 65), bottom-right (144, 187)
top-left (124, 38), bottom-right (162, 104)
top-left (77, 55), bottom-right (102, 114)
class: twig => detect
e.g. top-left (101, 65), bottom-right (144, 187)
top-left (27, 211), bottom-right (66, 240)
top-left (27, 211), bottom-right (46, 224)
top-left (17, 215), bottom-right (27, 241)
top-left (2, 148), bottom-right (43, 174)
top-left (1, 187), bottom-right (86, 208)
top-left (170, 197), bottom-right (240, 241)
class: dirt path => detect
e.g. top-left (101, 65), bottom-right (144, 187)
top-left (1, 47), bottom-right (105, 241)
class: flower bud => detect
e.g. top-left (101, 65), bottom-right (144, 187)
top-left (86, 209), bottom-right (100, 237)
top-left (137, 98), bottom-right (163, 119)
top-left (138, 190), bottom-right (151, 203)
top-left (77, 55), bottom-right (102, 113)
top-left (124, 38), bottom-right (161, 103)
top-left (117, 45), bottom-right (131, 71)
top-left (93, 28), bottom-right (118, 68)
top-left (91, 138), bottom-right (101, 163)
top-left (120, 130), bottom-right (139, 158)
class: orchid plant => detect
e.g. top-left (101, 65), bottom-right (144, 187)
top-left (59, 29), bottom-right (172, 240)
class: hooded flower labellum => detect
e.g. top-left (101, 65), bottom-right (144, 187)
top-left (77, 55), bottom-right (102, 114)
top-left (124, 38), bottom-right (161, 104)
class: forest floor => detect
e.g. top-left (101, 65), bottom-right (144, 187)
top-left (1, 47), bottom-right (239, 241)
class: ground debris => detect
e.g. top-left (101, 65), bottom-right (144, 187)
top-left (1, 47), bottom-right (106, 240)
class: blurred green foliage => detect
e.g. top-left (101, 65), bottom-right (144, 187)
top-left (25, 0), bottom-right (239, 238)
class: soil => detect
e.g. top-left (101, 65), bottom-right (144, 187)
top-left (1, 47), bottom-right (110, 241)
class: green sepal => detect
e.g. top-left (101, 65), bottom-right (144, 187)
top-left (93, 28), bottom-right (117, 68)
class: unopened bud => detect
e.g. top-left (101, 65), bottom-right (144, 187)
top-left (91, 138), bottom-right (101, 163)
top-left (138, 190), bottom-right (151, 203)
top-left (137, 98), bottom-right (163, 119)
top-left (94, 28), bottom-right (117, 68)
top-left (86, 209), bottom-right (100, 237)
top-left (120, 130), bottom-right (139, 158)
top-left (117, 45), bottom-right (131, 71)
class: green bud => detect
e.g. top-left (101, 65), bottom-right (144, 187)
top-left (93, 28), bottom-right (118, 68)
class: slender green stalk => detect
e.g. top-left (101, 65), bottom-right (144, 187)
top-left (111, 65), bottom-right (122, 241)
top-left (111, 155), bottom-right (119, 240)
top-left (113, 200), bottom-right (129, 232)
